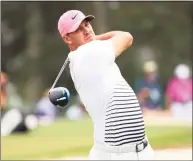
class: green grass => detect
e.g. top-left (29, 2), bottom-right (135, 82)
top-left (1, 117), bottom-right (192, 160)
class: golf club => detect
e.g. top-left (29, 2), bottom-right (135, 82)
top-left (50, 56), bottom-right (69, 90)
top-left (49, 56), bottom-right (70, 107)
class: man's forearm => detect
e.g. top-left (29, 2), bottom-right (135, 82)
top-left (95, 30), bottom-right (133, 58)
top-left (95, 31), bottom-right (125, 40)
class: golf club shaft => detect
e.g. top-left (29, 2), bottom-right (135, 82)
top-left (50, 57), bottom-right (69, 89)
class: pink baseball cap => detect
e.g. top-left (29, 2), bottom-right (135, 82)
top-left (58, 10), bottom-right (95, 37)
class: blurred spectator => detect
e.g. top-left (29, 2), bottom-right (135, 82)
top-left (1, 72), bottom-right (38, 136)
top-left (1, 108), bottom-right (38, 136)
top-left (1, 72), bottom-right (8, 111)
top-left (1, 71), bottom-right (24, 110)
top-left (6, 82), bottom-right (24, 109)
top-left (135, 61), bottom-right (164, 113)
top-left (65, 104), bottom-right (85, 120)
top-left (34, 89), bottom-right (58, 125)
top-left (165, 64), bottom-right (192, 121)
top-left (65, 95), bottom-right (86, 120)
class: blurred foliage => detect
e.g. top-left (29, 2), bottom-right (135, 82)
top-left (1, 2), bottom-right (193, 107)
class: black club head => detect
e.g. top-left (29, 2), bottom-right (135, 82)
top-left (48, 87), bottom-right (70, 107)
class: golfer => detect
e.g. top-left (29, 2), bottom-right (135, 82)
top-left (58, 10), bottom-right (154, 160)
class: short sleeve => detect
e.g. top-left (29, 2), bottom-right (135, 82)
top-left (98, 39), bottom-right (115, 64)
top-left (80, 39), bottom-right (116, 66)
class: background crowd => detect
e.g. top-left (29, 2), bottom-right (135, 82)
top-left (1, 1), bottom-right (192, 136)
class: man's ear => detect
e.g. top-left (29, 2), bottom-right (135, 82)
top-left (63, 35), bottom-right (72, 45)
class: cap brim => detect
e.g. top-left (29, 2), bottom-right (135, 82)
top-left (68, 15), bottom-right (95, 34)
top-left (84, 15), bottom-right (95, 22)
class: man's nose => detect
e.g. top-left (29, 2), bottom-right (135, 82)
top-left (83, 27), bottom-right (90, 35)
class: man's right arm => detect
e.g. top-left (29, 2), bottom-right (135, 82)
top-left (95, 31), bottom-right (133, 57)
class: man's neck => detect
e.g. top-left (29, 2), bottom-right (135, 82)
top-left (69, 45), bottom-right (78, 51)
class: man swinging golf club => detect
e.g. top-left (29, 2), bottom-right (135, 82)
top-left (50, 10), bottom-right (154, 160)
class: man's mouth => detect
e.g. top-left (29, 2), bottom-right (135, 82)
top-left (86, 35), bottom-right (92, 40)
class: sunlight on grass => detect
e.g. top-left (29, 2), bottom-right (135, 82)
top-left (2, 117), bottom-right (192, 160)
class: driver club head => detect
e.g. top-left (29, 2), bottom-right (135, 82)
top-left (48, 87), bottom-right (70, 107)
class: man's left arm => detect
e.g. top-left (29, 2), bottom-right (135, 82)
top-left (95, 31), bottom-right (121, 40)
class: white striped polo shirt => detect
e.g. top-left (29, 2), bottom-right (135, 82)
top-left (68, 39), bottom-right (145, 146)
top-left (104, 79), bottom-right (145, 146)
